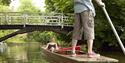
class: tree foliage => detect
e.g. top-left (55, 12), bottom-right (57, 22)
top-left (94, 0), bottom-right (125, 47)
top-left (0, 0), bottom-right (10, 12)
top-left (25, 31), bottom-right (71, 46)
top-left (18, 0), bottom-right (40, 12)
top-left (0, 5), bottom-right (10, 12)
top-left (25, 31), bottom-right (56, 44)
top-left (0, 0), bottom-right (125, 49)
top-left (45, 0), bottom-right (125, 48)
top-left (0, 0), bottom-right (10, 5)
top-left (45, 0), bottom-right (73, 13)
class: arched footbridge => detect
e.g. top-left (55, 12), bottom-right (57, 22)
top-left (0, 12), bottom-right (74, 42)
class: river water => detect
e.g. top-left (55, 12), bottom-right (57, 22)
top-left (0, 43), bottom-right (49, 63)
top-left (0, 42), bottom-right (124, 63)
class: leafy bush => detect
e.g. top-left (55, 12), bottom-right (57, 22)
top-left (45, 0), bottom-right (125, 48)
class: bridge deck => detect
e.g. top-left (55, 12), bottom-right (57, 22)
top-left (0, 12), bottom-right (74, 41)
top-left (0, 25), bottom-right (73, 29)
top-left (0, 12), bottom-right (74, 29)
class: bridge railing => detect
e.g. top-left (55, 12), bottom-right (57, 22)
top-left (0, 12), bottom-right (74, 26)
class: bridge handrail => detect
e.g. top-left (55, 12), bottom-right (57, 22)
top-left (0, 12), bottom-right (74, 27)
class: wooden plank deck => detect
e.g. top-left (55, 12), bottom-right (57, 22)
top-left (41, 47), bottom-right (118, 63)
top-left (60, 54), bottom-right (118, 63)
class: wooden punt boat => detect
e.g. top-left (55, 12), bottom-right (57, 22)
top-left (41, 47), bottom-right (118, 63)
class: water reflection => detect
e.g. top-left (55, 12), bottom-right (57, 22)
top-left (101, 51), bottom-right (125, 63)
top-left (0, 42), bottom-right (7, 53)
top-left (7, 44), bottom-right (28, 62)
top-left (1, 42), bottom-right (124, 63)
top-left (0, 43), bottom-right (49, 63)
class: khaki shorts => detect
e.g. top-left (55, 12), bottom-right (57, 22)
top-left (72, 11), bottom-right (94, 40)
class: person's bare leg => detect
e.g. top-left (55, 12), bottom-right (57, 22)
top-left (87, 39), bottom-right (93, 53)
top-left (72, 39), bottom-right (77, 56)
top-left (50, 47), bottom-right (55, 53)
top-left (87, 39), bottom-right (100, 58)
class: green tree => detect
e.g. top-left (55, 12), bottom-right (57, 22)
top-left (45, 0), bottom-right (125, 48)
top-left (18, 0), bottom-right (40, 13)
top-left (94, 0), bottom-right (125, 48)
top-left (0, 5), bottom-right (10, 12)
top-left (25, 31), bottom-right (56, 44)
top-left (0, 0), bottom-right (10, 12)
top-left (0, 0), bottom-right (10, 5)
top-left (45, 0), bottom-right (73, 13)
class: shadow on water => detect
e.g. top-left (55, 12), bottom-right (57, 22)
top-left (101, 51), bottom-right (125, 63)
top-left (0, 42), bottom-right (49, 63)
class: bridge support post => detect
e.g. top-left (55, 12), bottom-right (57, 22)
top-left (61, 13), bottom-right (64, 28)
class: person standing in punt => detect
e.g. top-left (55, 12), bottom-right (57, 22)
top-left (72, 0), bottom-right (105, 58)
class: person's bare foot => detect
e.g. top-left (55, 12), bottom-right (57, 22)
top-left (88, 52), bottom-right (100, 58)
top-left (71, 53), bottom-right (76, 57)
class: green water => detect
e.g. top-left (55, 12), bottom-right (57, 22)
top-left (101, 51), bottom-right (125, 63)
top-left (0, 43), bottom-right (124, 63)
top-left (0, 43), bottom-right (49, 63)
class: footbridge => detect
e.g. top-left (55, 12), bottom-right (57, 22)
top-left (0, 12), bottom-right (74, 42)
